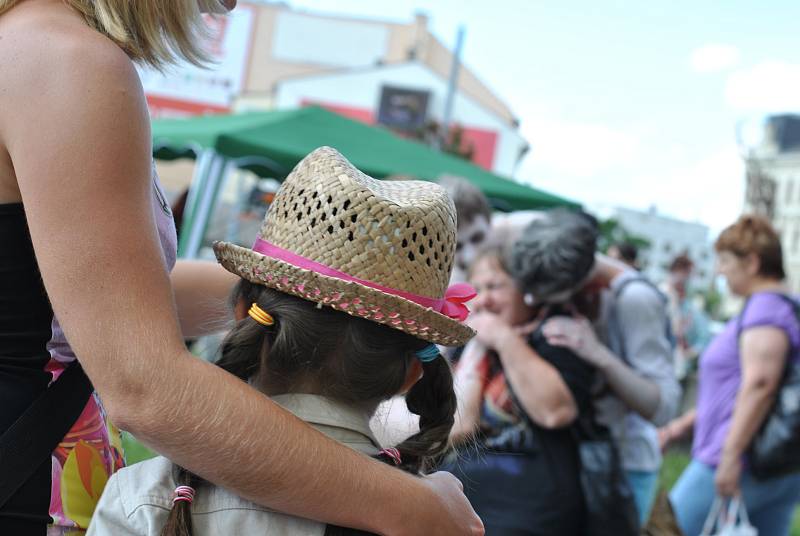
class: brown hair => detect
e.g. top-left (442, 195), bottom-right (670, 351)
top-left (715, 214), bottom-right (785, 280)
top-left (669, 253), bottom-right (693, 273)
top-left (437, 175), bottom-right (492, 229)
top-left (161, 280), bottom-right (457, 536)
top-left (0, 0), bottom-right (226, 69)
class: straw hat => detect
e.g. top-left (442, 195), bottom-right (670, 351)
top-left (214, 146), bottom-right (476, 346)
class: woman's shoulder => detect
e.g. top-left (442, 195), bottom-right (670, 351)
top-left (1, 4), bottom-right (128, 67)
top-left (744, 292), bottom-right (797, 319)
top-left (0, 4), bottom-right (138, 111)
top-left (742, 292), bottom-right (800, 334)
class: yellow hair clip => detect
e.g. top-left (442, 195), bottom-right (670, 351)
top-left (248, 303), bottom-right (274, 327)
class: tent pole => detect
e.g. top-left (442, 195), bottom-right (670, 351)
top-left (225, 169), bottom-right (248, 243)
top-left (183, 154), bottom-right (228, 259)
top-left (438, 25), bottom-right (465, 150)
top-left (177, 149), bottom-right (215, 257)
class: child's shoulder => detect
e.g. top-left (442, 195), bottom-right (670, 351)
top-left (88, 457), bottom-right (176, 535)
top-left (113, 456), bottom-right (177, 506)
top-left (94, 457), bottom-right (327, 535)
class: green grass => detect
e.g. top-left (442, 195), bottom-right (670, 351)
top-left (120, 431), bottom-right (157, 465)
top-left (661, 449), bottom-right (800, 536)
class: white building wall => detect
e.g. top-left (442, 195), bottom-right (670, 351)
top-left (614, 207), bottom-right (715, 290)
top-left (754, 152), bottom-right (800, 293)
top-left (274, 63), bottom-right (528, 176)
top-left (271, 11), bottom-right (390, 68)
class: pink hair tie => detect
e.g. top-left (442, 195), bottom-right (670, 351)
top-left (173, 485), bottom-right (196, 505)
top-left (378, 448), bottom-right (402, 466)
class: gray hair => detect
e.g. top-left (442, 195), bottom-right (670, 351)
top-left (509, 209), bottom-right (598, 301)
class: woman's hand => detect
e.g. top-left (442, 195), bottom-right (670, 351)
top-left (715, 451), bottom-right (742, 497)
top-left (657, 420), bottom-right (684, 452)
top-left (541, 315), bottom-right (607, 366)
top-left (467, 311), bottom-right (513, 350)
top-left (657, 410), bottom-right (696, 452)
top-left (657, 424), bottom-right (676, 452)
top-left (417, 472), bottom-right (484, 536)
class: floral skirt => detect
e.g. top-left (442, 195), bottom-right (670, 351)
top-left (46, 360), bottom-right (125, 534)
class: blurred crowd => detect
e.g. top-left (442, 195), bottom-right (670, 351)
top-left (405, 176), bottom-right (800, 536)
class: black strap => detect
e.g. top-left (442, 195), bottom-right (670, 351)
top-left (0, 361), bottom-right (93, 509)
top-left (610, 275), bottom-right (672, 365)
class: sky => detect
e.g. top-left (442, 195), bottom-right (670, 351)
top-left (286, 0), bottom-right (800, 234)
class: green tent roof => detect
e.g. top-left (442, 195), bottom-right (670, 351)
top-left (152, 106), bottom-right (579, 211)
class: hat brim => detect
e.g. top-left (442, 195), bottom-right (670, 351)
top-left (214, 241), bottom-right (475, 347)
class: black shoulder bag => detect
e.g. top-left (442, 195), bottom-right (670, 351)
top-left (0, 361), bottom-right (93, 509)
top-left (571, 413), bottom-right (641, 536)
top-left (737, 293), bottom-right (800, 479)
top-left (505, 337), bottom-right (640, 536)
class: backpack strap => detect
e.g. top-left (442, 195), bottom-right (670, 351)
top-left (0, 361), bottom-right (93, 509)
top-left (610, 275), bottom-right (672, 365)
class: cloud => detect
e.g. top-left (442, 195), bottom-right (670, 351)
top-left (725, 60), bottom-right (800, 112)
top-left (520, 119), bottom-right (640, 178)
top-left (647, 145), bottom-right (744, 234)
top-left (690, 44), bottom-right (741, 73)
top-left (517, 127), bottom-right (744, 234)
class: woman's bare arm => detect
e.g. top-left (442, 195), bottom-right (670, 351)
top-left (494, 333), bottom-right (578, 428)
top-left (170, 260), bottom-right (238, 337)
top-left (451, 340), bottom-right (490, 440)
top-left (471, 313), bottom-right (577, 429)
top-left (721, 326), bottom-right (787, 460)
top-left (2, 24), bottom-right (481, 536)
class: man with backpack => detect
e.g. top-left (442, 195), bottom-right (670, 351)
top-left (510, 210), bottom-right (681, 525)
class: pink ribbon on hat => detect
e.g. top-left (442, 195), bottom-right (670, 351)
top-left (252, 238), bottom-right (476, 322)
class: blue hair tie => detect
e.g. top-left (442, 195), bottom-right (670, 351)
top-left (415, 344), bottom-right (440, 363)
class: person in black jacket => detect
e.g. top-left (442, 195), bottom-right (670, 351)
top-left (445, 237), bottom-right (596, 535)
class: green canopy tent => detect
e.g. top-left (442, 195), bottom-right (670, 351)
top-left (151, 106), bottom-right (579, 256)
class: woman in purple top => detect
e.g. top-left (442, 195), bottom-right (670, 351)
top-left (661, 215), bottom-right (800, 536)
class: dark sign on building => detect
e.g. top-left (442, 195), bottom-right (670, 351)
top-left (376, 85), bottom-right (430, 132)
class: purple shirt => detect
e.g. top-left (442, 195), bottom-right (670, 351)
top-left (693, 292), bottom-right (800, 466)
top-left (47, 164), bottom-right (177, 364)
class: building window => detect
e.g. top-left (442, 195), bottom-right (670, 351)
top-left (663, 242), bottom-right (672, 253)
top-left (787, 179), bottom-right (795, 205)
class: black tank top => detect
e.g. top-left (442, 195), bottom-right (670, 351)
top-left (0, 203), bottom-right (54, 433)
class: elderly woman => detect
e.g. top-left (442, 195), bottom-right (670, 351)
top-left (509, 210), bottom-right (680, 523)
top-left (661, 215), bottom-right (800, 535)
top-left (446, 235), bottom-right (596, 535)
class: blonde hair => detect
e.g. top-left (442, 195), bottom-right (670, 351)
top-left (0, 0), bottom-right (226, 68)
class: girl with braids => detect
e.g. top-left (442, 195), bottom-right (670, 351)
top-left (88, 147), bottom-right (477, 535)
top-left (0, 1), bottom-right (480, 534)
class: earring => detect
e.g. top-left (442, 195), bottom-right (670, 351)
top-left (523, 293), bottom-right (535, 306)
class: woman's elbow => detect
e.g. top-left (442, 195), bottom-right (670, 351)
top-left (741, 373), bottom-right (782, 399)
top-left (95, 367), bottom-right (156, 433)
top-left (536, 402), bottom-right (578, 429)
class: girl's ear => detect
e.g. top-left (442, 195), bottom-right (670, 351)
top-left (399, 359), bottom-right (424, 395)
top-left (234, 298), bottom-right (248, 321)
